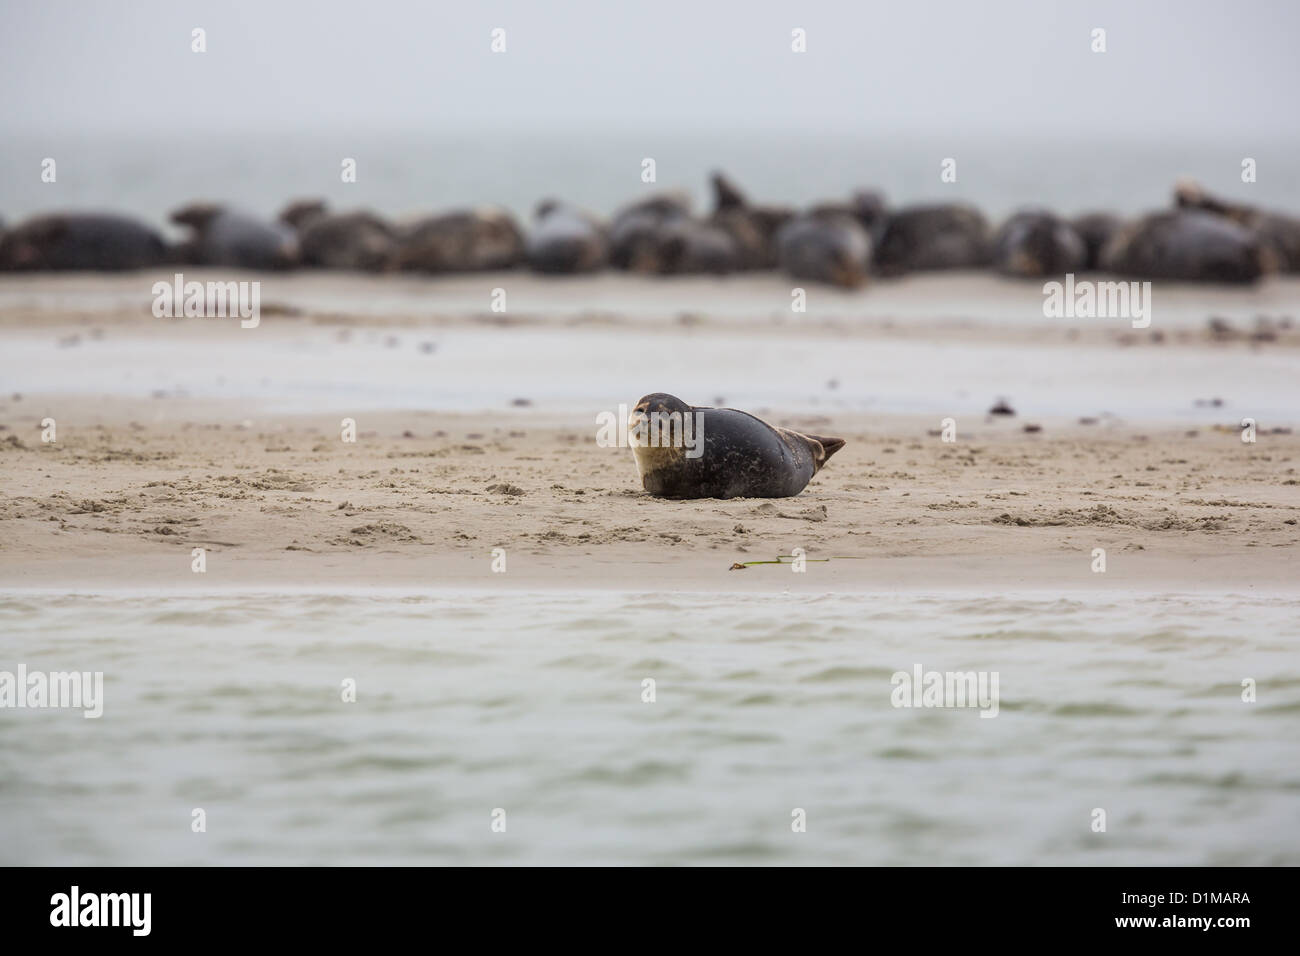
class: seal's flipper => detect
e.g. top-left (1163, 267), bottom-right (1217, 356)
top-left (806, 434), bottom-right (846, 467)
top-left (169, 203), bottom-right (223, 230)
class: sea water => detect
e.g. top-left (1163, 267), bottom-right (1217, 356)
top-left (1, 588), bottom-right (1297, 865)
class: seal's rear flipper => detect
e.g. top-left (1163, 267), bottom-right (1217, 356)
top-left (808, 434), bottom-right (846, 464)
top-left (169, 202), bottom-right (223, 231)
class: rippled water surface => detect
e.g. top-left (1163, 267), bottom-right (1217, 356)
top-left (1, 590), bottom-right (1297, 865)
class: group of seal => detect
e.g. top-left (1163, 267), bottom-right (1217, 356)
top-left (2, 177), bottom-right (1295, 284)
top-left (996, 184), bottom-right (1294, 284)
top-left (628, 393), bottom-right (844, 499)
top-left (0, 201), bottom-right (531, 273)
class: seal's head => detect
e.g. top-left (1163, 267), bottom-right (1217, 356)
top-left (711, 172), bottom-right (749, 212)
top-left (631, 392), bottom-right (692, 421)
top-left (628, 393), bottom-right (695, 479)
top-left (0, 216), bottom-right (67, 269)
top-left (1174, 178), bottom-right (1206, 208)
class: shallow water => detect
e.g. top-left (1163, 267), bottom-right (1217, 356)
top-left (1, 589), bottom-right (1297, 865)
top-left (3, 317), bottom-right (1298, 422)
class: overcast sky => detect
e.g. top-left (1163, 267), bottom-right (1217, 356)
top-left (2, 0), bottom-right (1298, 140)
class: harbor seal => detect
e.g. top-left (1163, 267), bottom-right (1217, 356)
top-left (776, 208), bottom-right (872, 288)
top-left (1070, 212), bottom-right (1124, 271)
top-left (170, 203), bottom-right (299, 269)
top-left (1174, 180), bottom-right (1300, 272)
top-left (646, 218), bottom-right (741, 274)
top-left (0, 213), bottom-right (166, 270)
top-left (708, 173), bottom-right (795, 270)
top-left (607, 192), bottom-right (746, 274)
top-left (609, 193), bottom-right (693, 269)
top-left (873, 203), bottom-right (991, 276)
top-left (1101, 209), bottom-right (1270, 283)
top-left (390, 207), bottom-right (524, 272)
top-left (845, 190), bottom-right (890, 244)
top-left (526, 200), bottom-right (608, 273)
top-left (992, 210), bottom-right (1087, 277)
top-left (628, 392), bottom-right (845, 499)
top-left (279, 200), bottom-right (397, 271)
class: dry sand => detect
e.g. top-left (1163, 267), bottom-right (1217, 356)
top-left (2, 397), bottom-right (1297, 592)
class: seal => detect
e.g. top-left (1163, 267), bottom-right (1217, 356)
top-left (391, 207), bottom-right (523, 272)
top-left (170, 203), bottom-right (299, 269)
top-left (873, 203), bottom-right (991, 276)
top-left (708, 172), bottom-right (795, 270)
top-left (846, 190), bottom-right (890, 244)
top-left (1174, 180), bottom-right (1300, 272)
top-left (0, 213), bottom-right (166, 271)
top-left (526, 200), bottom-right (608, 273)
top-left (776, 208), bottom-right (872, 288)
top-left (647, 218), bottom-right (741, 274)
top-left (609, 193), bottom-right (692, 269)
top-left (992, 210), bottom-right (1087, 277)
top-left (279, 199), bottom-right (397, 271)
top-left (1101, 208), bottom-right (1270, 283)
top-left (606, 192), bottom-right (741, 274)
top-left (628, 392), bottom-right (845, 499)
top-left (1070, 212), bottom-right (1124, 271)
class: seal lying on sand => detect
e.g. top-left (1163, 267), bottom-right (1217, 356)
top-left (609, 193), bottom-right (692, 269)
top-left (279, 200), bottom-right (397, 271)
top-left (647, 218), bottom-right (740, 274)
top-left (776, 208), bottom-right (872, 288)
top-left (527, 201), bottom-right (608, 273)
top-left (628, 392), bottom-right (845, 499)
top-left (708, 173), bottom-right (795, 270)
top-left (607, 193), bottom-right (741, 274)
top-left (170, 203), bottom-right (299, 269)
top-left (992, 210), bottom-right (1087, 277)
top-left (1101, 209), bottom-right (1270, 283)
top-left (391, 207), bottom-right (523, 273)
top-left (873, 203), bottom-right (991, 276)
top-left (1070, 212), bottom-right (1125, 271)
top-left (0, 213), bottom-right (166, 270)
top-left (1174, 180), bottom-right (1300, 272)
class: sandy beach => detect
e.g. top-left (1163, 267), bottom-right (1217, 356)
top-left (2, 272), bottom-right (1297, 593)
top-left (4, 402), bottom-right (1299, 592)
